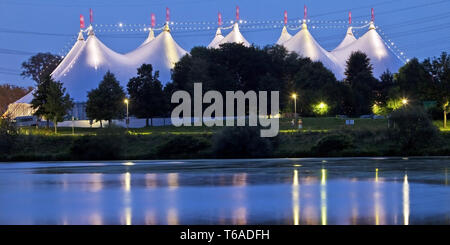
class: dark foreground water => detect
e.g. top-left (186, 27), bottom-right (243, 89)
top-left (0, 158), bottom-right (449, 225)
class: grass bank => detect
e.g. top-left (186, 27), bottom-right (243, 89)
top-left (2, 117), bottom-right (449, 162)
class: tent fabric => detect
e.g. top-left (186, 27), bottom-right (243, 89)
top-left (125, 24), bottom-right (188, 85)
top-left (217, 23), bottom-right (250, 47)
top-left (207, 28), bottom-right (224, 48)
top-left (283, 22), bottom-right (345, 80)
top-left (52, 27), bottom-right (137, 102)
top-left (138, 28), bottom-right (155, 48)
top-left (51, 31), bottom-right (85, 79)
top-left (331, 22), bottom-right (404, 78)
top-left (332, 27), bottom-right (357, 52)
top-left (276, 26), bottom-right (292, 45)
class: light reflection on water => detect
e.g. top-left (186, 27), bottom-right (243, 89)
top-left (0, 158), bottom-right (449, 225)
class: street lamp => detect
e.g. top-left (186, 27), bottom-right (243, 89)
top-left (291, 93), bottom-right (298, 128)
top-left (401, 98), bottom-right (408, 106)
top-left (291, 93), bottom-right (297, 116)
top-left (124, 99), bottom-right (129, 129)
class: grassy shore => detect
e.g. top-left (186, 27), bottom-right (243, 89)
top-left (2, 117), bottom-right (449, 162)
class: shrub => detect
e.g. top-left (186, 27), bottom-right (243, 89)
top-left (156, 135), bottom-right (210, 158)
top-left (70, 135), bottom-right (123, 160)
top-left (0, 117), bottom-right (17, 155)
top-left (389, 106), bottom-right (439, 153)
top-left (312, 134), bottom-right (354, 155)
top-left (211, 126), bottom-right (273, 158)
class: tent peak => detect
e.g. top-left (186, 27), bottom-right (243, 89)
top-left (215, 28), bottom-right (222, 36)
top-left (87, 25), bottom-right (95, 36)
top-left (77, 31), bottom-right (85, 41)
top-left (164, 23), bottom-right (170, 32)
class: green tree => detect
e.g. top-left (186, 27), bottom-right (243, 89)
top-left (423, 52), bottom-right (450, 127)
top-left (127, 64), bottom-right (165, 127)
top-left (344, 51), bottom-right (378, 116)
top-left (21, 53), bottom-right (62, 83)
top-left (31, 74), bottom-right (53, 127)
top-left (86, 71), bottom-right (126, 128)
top-left (395, 58), bottom-right (433, 102)
top-left (42, 79), bottom-right (73, 133)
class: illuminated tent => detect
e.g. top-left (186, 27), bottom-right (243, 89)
top-left (125, 24), bottom-right (188, 85)
top-left (3, 91), bottom-right (35, 119)
top-left (217, 23), bottom-right (250, 47)
top-left (51, 31), bottom-right (86, 79)
top-left (51, 26), bottom-right (136, 102)
top-left (138, 28), bottom-right (155, 48)
top-left (207, 28), bottom-right (224, 48)
top-left (332, 22), bottom-right (404, 78)
top-left (332, 27), bottom-right (356, 52)
top-left (283, 21), bottom-right (344, 79)
top-left (276, 26), bottom-right (292, 45)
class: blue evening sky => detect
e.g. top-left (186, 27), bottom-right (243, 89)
top-left (1, 0), bottom-right (449, 87)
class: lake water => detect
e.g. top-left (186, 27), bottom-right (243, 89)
top-left (0, 158), bottom-right (449, 225)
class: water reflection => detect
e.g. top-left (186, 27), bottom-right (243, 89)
top-left (321, 169), bottom-right (327, 225)
top-left (145, 173), bottom-right (157, 189)
top-left (403, 173), bottom-right (410, 225)
top-left (373, 168), bottom-right (385, 225)
top-left (292, 170), bottom-right (300, 225)
top-left (167, 208), bottom-right (178, 225)
top-left (167, 173), bottom-right (179, 190)
top-left (1, 158), bottom-right (450, 225)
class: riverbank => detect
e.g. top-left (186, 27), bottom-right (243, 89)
top-left (2, 124), bottom-right (450, 161)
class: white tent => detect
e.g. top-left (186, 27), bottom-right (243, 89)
top-left (283, 21), bottom-right (344, 79)
top-left (332, 22), bottom-right (404, 78)
top-left (276, 26), bottom-right (292, 45)
top-left (4, 31), bottom-right (86, 118)
top-left (3, 91), bottom-right (35, 119)
top-left (51, 26), bottom-right (137, 102)
top-left (332, 27), bottom-right (356, 52)
top-left (138, 28), bottom-right (155, 48)
top-left (217, 23), bottom-right (250, 47)
top-left (125, 24), bottom-right (188, 85)
top-left (51, 31), bottom-right (86, 79)
top-left (207, 28), bottom-right (224, 48)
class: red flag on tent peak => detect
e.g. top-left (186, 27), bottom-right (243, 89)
top-left (236, 6), bottom-right (240, 21)
top-left (151, 13), bottom-right (155, 28)
top-left (349, 11), bottom-right (352, 25)
top-left (166, 7), bottom-right (170, 22)
top-left (371, 8), bottom-right (374, 22)
top-left (304, 5), bottom-right (307, 20)
top-left (80, 14), bottom-right (85, 29)
top-left (89, 8), bottom-right (93, 24)
top-left (218, 12), bottom-right (222, 26)
top-left (284, 11), bottom-right (288, 25)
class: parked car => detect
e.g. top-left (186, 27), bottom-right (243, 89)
top-left (13, 116), bottom-right (51, 127)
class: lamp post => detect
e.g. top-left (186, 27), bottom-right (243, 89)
top-left (292, 93), bottom-right (297, 127)
top-left (124, 99), bottom-right (129, 129)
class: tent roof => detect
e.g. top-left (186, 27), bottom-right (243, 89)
top-left (51, 31), bottom-right (85, 79)
top-left (52, 27), bottom-right (137, 102)
top-left (331, 22), bottom-right (404, 78)
top-left (125, 24), bottom-right (188, 85)
top-left (276, 26), bottom-right (292, 45)
top-left (332, 27), bottom-right (357, 52)
top-left (139, 28), bottom-right (155, 48)
top-left (217, 23), bottom-right (250, 47)
top-left (283, 22), bottom-right (344, 79)
top-left (207, 28), bottom-right (224, 48)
